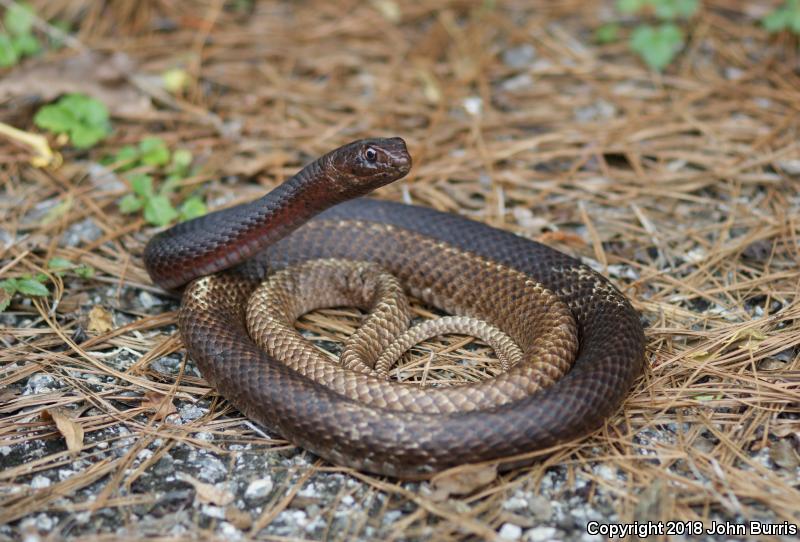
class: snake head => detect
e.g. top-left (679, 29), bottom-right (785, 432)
top-left (326, 137), bottom-right (412, 195)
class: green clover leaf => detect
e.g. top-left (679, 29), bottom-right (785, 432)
top-left (630, 23), bottom-right (683, 71)
top-left (144, 194), bottom-right (179, 227)
top-left (4, 2), bottom-right (35, 36)
top-left (139, 137), bottom-right (170, 166)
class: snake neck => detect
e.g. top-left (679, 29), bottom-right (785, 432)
top-left (144, 156), bottom-right (344, 290)
top-left (144, 137), bottom-right (411, 291)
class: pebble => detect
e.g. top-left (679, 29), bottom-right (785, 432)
top-left (595, 464), bottom-right (617, 481)
top-left (528, 495), bottom-right (553, 521)
top-left (154, 455), bottom-right (175, 476)
top-left (116, 426), bottom-right (135, 448)
top-left (218, 522), bottom-right (243, 540)
top-left (463, 96), bottom-right (482, 116)
top-left (179, 404), bottom-right (207, 421)
top-left (725, 66), bottom-right (744, 80)
top-left (244, 477), bottom-right (274, 501)
top-left (138, 291), bottom-right (162, 309)
top-left (382, 510), bottom-right (403, 525)
top-left (0, 228), bottom-right (13, 249)
top-left (197, 454), bottom-right (227, 483)
top-left (298, 482), bottom-right (318, 497)
top-left (499, 523), bottom-right (522, 540)
top-left (574, 99), bottom-right (616, 122)
top-left (30, 475), bottom-right (51, 489)
top-left (525, 526), bottom-right (558, 542)
top-left (501, 73), bottom-right (534, 91)
top-left (86, 163), bottom-right (127, 191)
top-left (24, 374), bottom-right (57, 395)
top-left (502, 44), bottom-right (536, 68)
top-left (152, 356), bottom-right (181, 374)
top-left (283, 509), bottom-right (308, 526)
top-left (33, 513), bottom-right (55, 531)
top-left (503, 495), bottom-right (529, 511)
top-left (60, 218), bottom-right (102, 247)
top-left (201, 505), bottom-right (226, 519)
top-left (778, 159), bottom-right (800, 175)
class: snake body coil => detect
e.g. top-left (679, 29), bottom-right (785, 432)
top-left (145, 138), bottom-right (645, 478)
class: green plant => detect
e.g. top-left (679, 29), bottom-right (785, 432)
top-left (0, 274), bottom-right (48, 312)
top-left (0, 258), bottom-right (96, 312)
top-left (161, 67), bottom-right (191, 93)
top-left (629, 23), bottom-right (684, 71)
top-left (113, 138), bottom-right (206, 227)
top-left (617, 0), bottom-right (698, 19)
top-left (0, 2), bottom-right (40, 68)
top-left (594, 23), bottom-right (621, 44)
top-left (762, 0), bottom-right (800, 34)
top-left (597, 0), bottom-right (699, 71)
top-left (47, 257), bottom-right (95, 279)
top-left (34, 94), bottom-right (112, 149)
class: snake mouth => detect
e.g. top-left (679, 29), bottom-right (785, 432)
top-left (381, 137), bottom-right (412, 175)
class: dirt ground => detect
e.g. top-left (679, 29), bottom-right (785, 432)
top-left (1, 1), bottom-right (799, 541)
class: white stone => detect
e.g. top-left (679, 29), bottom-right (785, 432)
top-left (244, 477), bottom-right (274, 500)
top-left (463, 96), bottom-right (482, 116)
top-left (218, 522), bottom-right (242, 540)
top-left (778, 159), bottom-right (800, 175)
top-left (30, 475), bottom-right (51, 489)
top-left (201, 505), bottom-right (226, 519)
top-left (499, 522), bottom-right (522, 540)
top-left (525, 526), bottom-right (558, 542)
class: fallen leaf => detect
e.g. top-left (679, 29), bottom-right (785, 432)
top-left (176, 472), bottom-right (235, 506)
top-left (687, 350), bottom-right (715, 362)
top-left (225, 506), bottom-right (253, 530)
top-left (429, 463), bottom-right (497, 500)
top-left (87, 305), bottom-right (114, 333)
top-left (770, 439), bottom-right (800, 470)
top-left (370, 0), bottom-right (401, 22)
top-left (536, 230), bottom-right (587, 247)
top-left (42, 407), bottom-right (84, 456)
top-left (141, 390), bottom-right (177, 420)
top-left (0, 387), bottom-right (19, 403)
top-left (0, 52), bottom-right (152, 116)
top-left (733, 328), bottom-right (767, 351)
top-left (57, 292), bottom-right (90, 314)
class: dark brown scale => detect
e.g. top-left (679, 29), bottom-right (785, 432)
top-left (144, 138), bottom-right (645, 478)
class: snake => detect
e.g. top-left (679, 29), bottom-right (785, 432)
top-left (144, 137), bottom-right (645, 479)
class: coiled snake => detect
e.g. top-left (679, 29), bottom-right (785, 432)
top-left (144, 138), bottom-right (644, 478)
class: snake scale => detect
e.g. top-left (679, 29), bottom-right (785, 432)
top-left (144, 138), bottom-right (645, 478)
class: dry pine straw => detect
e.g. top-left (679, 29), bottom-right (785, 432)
top-left (1, 0), bottom-right (799, 539)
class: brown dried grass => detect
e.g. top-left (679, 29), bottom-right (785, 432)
top-left (1, 0), bottom-right (799, 540)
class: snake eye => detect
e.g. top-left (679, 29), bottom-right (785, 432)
top-left (365, 147), bottom-right (378, 162)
